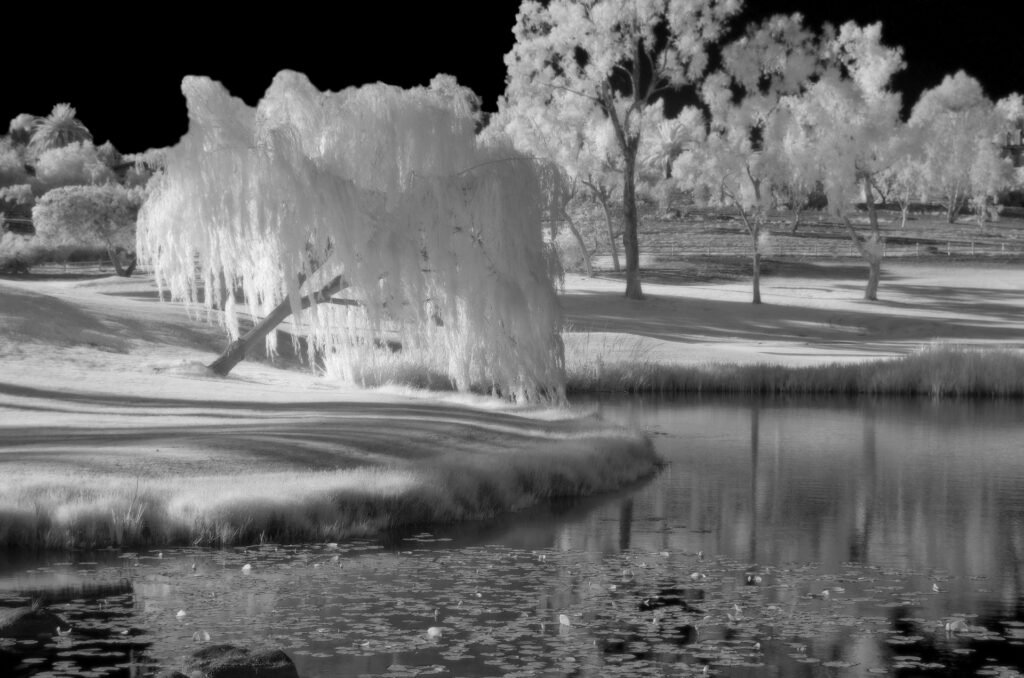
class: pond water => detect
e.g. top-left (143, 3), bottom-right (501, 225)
top-left (2, 395), bottom-right (1024, 677)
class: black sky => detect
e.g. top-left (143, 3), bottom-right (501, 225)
top-left (6, 1), bottom-right (1021, 154)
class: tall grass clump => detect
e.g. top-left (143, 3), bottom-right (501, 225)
top-left (566, 343), bottom-right (1024, 397)
top-left (0, 433), bottom-right (657, 550)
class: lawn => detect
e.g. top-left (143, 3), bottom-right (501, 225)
top-left (3, 246), bottom-right (1023, 549)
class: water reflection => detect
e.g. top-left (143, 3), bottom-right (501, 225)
top-left (583, 395), bottom-right (1024, 618)
top-left (1, 395), bottom-right (1023, 677)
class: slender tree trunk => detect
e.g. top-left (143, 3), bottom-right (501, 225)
top-left (946, 187), bottom-right (963, 224)
top-left (598, 192), bottom-right (621, 272)
top-left (563, 215), bottom-right (593, 277)
top-left (899, 203), bottom-right (909, 229)
top-left (752, 248), bottom-right (762, 305)
top-left (835, 175), bottom-right (887, 301)
top-left (737, 204), bottom-right (762, 305)
top-left (208, 274), bottom-right (348, 376)
top-left (107, 247), bottom-right (136, 278)
top-left (622, 152), bottom-right (643, 300)
top-left (790, 205), bottom-right (802, 233)
top-left (864, 256), bottom-right (881, 300)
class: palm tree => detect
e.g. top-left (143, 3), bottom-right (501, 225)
top-left (27, 103), bottom-right (92, 162)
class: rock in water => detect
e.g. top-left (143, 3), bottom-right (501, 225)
top-left (160, 644), bottom-right (299, 678)
top-left (0, 605), bottom-right (69, 640)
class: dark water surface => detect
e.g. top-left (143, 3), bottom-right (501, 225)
top-left (2, 395), bottom-right (1023, 677)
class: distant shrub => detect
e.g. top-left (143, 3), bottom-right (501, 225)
top-left (553, 229), bottom-right (589, 273)
top-left (122, 147), bottom-right (167, 188)
top-left (95, 140), bottom-right (122, 168)
top-left (0, 141), bottom-right (28, 188)
top-left (33, 141), bottom-right (115, 191)
top-left (0, 183), bottom-right (35, 234)
top-left (32, 184), bottom-right (144, 274)
top-left (7, 113), bottom-right (34, 146)
top-left (0, 231), bottom-right (44, 273)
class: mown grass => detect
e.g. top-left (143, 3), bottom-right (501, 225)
top-left (0, 435), bottom-right (657, 550)
top-left (566, 344), bottom-right (1024, 397)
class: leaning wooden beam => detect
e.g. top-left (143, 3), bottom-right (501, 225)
top-left (208, 274), bottom-right (348, 376)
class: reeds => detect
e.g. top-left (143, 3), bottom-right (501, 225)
top-left (566, 343), bottom-right (1024, 397)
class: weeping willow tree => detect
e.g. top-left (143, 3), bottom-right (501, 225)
top-left (137, 71), bottom-right (565, 403)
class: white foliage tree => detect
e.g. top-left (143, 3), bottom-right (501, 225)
top-left (675, 13), bottom-right (818, 304)
top-left (137, 71), bottom-right (565, 402)
top-left (32, 184), bottom-right (144, 275)
top-left (785, 21), bottom-right (906, 301)
top-left (34, 141), bottom-right (116, 192)
top-left (486, 102), bottom-right (605, 276)
top-left (875, 124), bottom-right (925, 229)
top-left (504, 0), bottom-right (742, 300)
top-left (910, 71), bottom-right (1008, 224)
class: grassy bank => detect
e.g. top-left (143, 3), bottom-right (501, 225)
top-left (567, 345), bottom-right (1024, 397)
top-left (0, 435), bottom-right (658, 550)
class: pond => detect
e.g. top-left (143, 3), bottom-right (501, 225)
top-left (2, 395), bottom-right (1023, 677)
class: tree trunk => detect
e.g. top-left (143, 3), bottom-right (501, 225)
top-left (564, 215), bottom-right (593, 277)
top-left (598, 192), bottom-right (621, 272)
top-left (107, 247), bottom-right (136, 278)
top-left (865, 256), bottom-right (881, 300)
top-left (737, 204), bottom-right (762, 305)
top-left (860, 175), bottom-right (883, 301)
top-left (946, 188), bottom-right (963, 224)
top-left (752, 248), bottom-right (762, 304)
top-left (975, 195), bottom-right (987, 228)
top-left (208, 275), bottom-right (348, 376)
top-left (841, 215), bottom-right (882, 302)
top-left (622, 153), bottom-right (643, 300)
top-left (790, 206), bottom-right (802, 233)
top-left (899, 203), bottom-right (909, 229)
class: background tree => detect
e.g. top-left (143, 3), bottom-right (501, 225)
top-left (0, 138), bottom-right (28, 188)
top-left (786, 21), bottom-right (907, 301)
top-left (33, 141), bottom-right (116, 192)
top-left (675, 13), bottom-right (818, 304)
top-left (504, 0), bottom-right (742, 300)
top-left (487, 99), bottom-right (607, 275)
top-left (32, 184), bottom-right (144, 276)
top-left (7, 114), bottom-right (35, 148)
top-left (910, 72), bottom-right (1004, 224)
top-left (27, 103), bottom-right (92, 163)
top-left (875, 125), bottom-right (925, 229)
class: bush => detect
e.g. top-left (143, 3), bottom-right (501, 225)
top-left (0, 231), bottom-right (44, 273)
top-left (0, 141), bottom-right (28, 188)
top-left (32, 184), bottom-right (143, 255)
top-left (33, 141), bottom-right (115, 192)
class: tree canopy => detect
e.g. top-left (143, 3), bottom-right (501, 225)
top-left (503, 0), bottom-right (742, 300)
top-left (138, 71), bottom-right (565, 402)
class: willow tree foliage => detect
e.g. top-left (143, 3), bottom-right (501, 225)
top-left (504, 0), bottom-right (742, 300)
top-left (785, 22), bottom-right (906, 301)
top-left (137, 71), bottom-right (565, 402)
top-left (485, 104), bottom-right (599, 276)
top-left (674, 13), bottom-right (818, 304)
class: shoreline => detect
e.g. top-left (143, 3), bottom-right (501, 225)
top-left (3, 260), bottom-right (1023, 549)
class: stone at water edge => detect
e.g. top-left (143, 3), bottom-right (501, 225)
top-left (157, 644), bottom-right (299, 678)
top-left (0, 605), bottom-right (69, 640)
